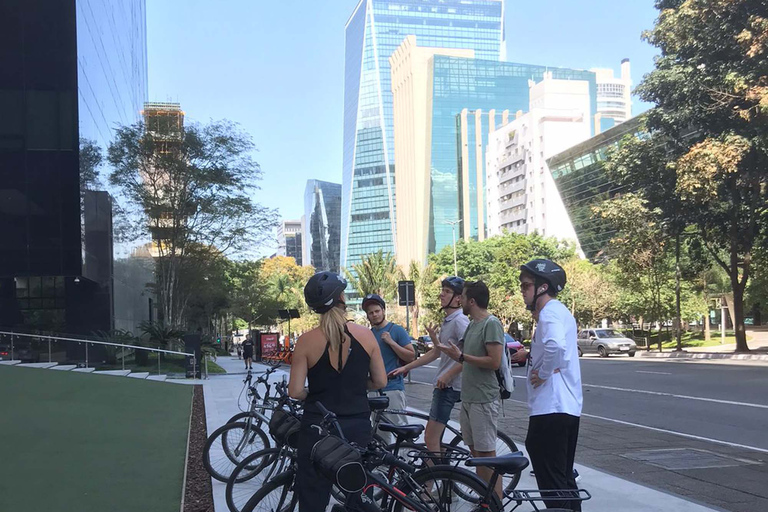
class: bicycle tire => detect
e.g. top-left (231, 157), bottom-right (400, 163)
top-left (226, 447), bottom-right (291, 512)
top-left (204, 421), bottom-right (270, 483)
top-left (241, 469), bottom-right (298, 512)
top-left (226, 411), bottom-right (270, 438)
top-left (448, 430), bottom-right (521, 493)
top-left (393, 465), bottom-right (502, 512)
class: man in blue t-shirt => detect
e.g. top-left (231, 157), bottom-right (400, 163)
top-left (362, 293), bottom-right (415, 442)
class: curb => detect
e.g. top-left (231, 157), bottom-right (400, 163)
top-left (638, 351), bottom-right (768, 361)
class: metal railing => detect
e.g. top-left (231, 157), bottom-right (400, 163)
top-left (0, 330), bottom-right (197, 378)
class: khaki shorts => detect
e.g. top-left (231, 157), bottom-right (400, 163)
top-left (459, 401), bottom-right (500, 452)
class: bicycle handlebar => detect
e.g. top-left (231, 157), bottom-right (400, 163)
top-left (314, 401), bottom-right (348, 442)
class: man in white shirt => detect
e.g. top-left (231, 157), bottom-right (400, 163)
top-left (512, 259), bottom-right (583, 511)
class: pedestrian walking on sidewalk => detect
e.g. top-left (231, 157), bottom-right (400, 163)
top-left (362, 293), bottom-right (415, 443)
top-left (436, 280), bottom-right (504, 498)
top-left (512, 259), bottom-right (583, 511)
top-left (389, 276), bottom-right (469, 458)
top-left (289, 271), bottom-right (388, 512)
top-left (242, 335), bottom-right (254, 370)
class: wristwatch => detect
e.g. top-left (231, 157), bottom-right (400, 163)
top-left (458, 352), bottom-right (465, 363)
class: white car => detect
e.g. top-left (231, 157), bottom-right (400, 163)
top-left (577, 329), bottom-right (637, 357)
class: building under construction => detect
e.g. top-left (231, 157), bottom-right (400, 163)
top-left (140, 102), bottom-right (185, 256)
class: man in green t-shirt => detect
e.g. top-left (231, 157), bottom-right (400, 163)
top-left (437, 280), bottom-right (504, 497)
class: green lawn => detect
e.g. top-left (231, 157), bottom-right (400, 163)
top-left (638, 330), bottom-right (750, 349)
top-left (0, 365), bottom-right (193, 512)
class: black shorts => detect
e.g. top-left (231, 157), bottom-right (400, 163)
top-left (243, 351), bottom-right (253, 359)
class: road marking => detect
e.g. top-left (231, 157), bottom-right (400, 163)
top-left (503, 398), bottom-right (768, 455)
top-left (513, 375), bottom-right (768, 410)
top-left (583, 383), bottom-right (768, 410)
top-left (580, 413), bottom-right (768, 455)
top-left (635, 371), bottom-right (672, 375)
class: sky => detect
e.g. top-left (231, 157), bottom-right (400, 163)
top-left (147, 0), bottom-right (660, 253)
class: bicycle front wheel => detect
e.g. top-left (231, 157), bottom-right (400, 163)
top-left (226, 447), bottom-right (290, 512)
top-left (204, 421), bottom-right (270, 482)
top-left (394, 465), bottom-right (502, 512)
top-left (241, 469), bottom-right (297, 512)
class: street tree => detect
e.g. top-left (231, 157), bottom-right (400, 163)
top-left (107, 119), bottom-right (277, 328)
top-left (609, 0), bottom-right (768, 351)
top-left (560, 259), bottom-right (618, 328)
top-left (79, 138), bottom-right (102, 192)
top-left (595, 194), bottom-right (676, 348)
top-left (402, 261), bottom-right (438, 337)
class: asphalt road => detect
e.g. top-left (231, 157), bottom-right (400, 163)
top-left (407, 354), bottom-right (768, 452)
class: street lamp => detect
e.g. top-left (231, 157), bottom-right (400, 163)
top-left (444, 219), bottom-right (462, 276)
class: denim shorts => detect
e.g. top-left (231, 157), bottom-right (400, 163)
top-left (429, 387), bottom-right (461, 425)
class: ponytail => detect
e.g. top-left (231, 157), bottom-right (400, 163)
top-left (320, 304), bottom-right (348, 352)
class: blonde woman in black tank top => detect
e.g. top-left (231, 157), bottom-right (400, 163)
top-left (289, 272), bottom-right (387, 512)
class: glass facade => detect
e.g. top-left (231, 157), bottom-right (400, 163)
top-left (548, 116), bottom-right (644, 261)
top-left (77, 0), bottom-right (148, 153)
top-left (342, 0), bottom-right (505, 269)
top-left (0, 0), bottom-right (147, 334)
top-left (430, 56), bottom-right (597, 254)
top-left (78, 0), bottom-right (149, 335)
top-left (304, 180), bottom-right (342, 272)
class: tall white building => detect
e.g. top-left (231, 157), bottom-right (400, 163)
top-left (592, 59), bottom-right (632, 130)
top-left (486, 73), bottom-right (591, 248)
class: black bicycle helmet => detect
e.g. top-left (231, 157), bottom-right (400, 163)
top-left (304, 271), bottom-right (347, 314)
top-left (361, 293), bottom-right (386, 311)
top-left (520, 259), bottom-right (567, 311)
top-left (441, 276), bottom-right (465, 295)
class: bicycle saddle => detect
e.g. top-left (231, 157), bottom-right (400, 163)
top-left (368, 396), bottom-right (390, 410)
top-left (466, 452), bottom-right (529, 474)
top-left (378, 422), bottom-right (424, 440)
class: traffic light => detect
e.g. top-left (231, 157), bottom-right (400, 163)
top-left (216, 337), bottom-right (221, 345)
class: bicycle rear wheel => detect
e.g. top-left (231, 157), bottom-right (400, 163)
top-left (393, 465), bottom-right (502, 512)
top-left (448, 430), bottom-right (521, 493)
top-left (241, 469), bottom-right (297, 512)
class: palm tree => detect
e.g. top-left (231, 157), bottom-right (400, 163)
top-left (345, 251), bottom-right (402, 301)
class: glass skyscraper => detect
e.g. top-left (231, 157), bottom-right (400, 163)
top-left (342, 0), bottom-right (505, 270)
top-left (548, 116), bottom-right (643, 260)
top-left (429, 56), bottom-right (596, 254)
top-left (304, 180), bottom-right (342, 273)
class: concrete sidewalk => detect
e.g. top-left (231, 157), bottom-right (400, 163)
top-left (201, 356), bottom-right (727, 512)
top-left (638, 328), bottom-right (768, 363)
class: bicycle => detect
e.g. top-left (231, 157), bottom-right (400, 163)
top-left (462, 452), bottom-right (591, 512)
top-left (204, 368), bottom-right (292, 482)
top-left (371, 401), bottom-right (522, 493)
top-left (242, 401), bottom-right (499, 512)
top-left (226, 394), bottom-right (302, 512)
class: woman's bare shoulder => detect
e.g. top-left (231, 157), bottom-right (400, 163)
top-left (346, 322), bottom-right (376, 347)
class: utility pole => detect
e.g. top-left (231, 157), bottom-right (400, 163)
top-left (444, 219), bottom-right (462, 276)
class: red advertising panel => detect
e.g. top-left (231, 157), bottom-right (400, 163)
top-left (260, 333), bottom-right (279, 358)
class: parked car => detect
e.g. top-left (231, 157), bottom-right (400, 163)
top-left (415, 336), bottom-right (433, 355)
top-left (577, 329), bottom-right (637, 357)
top-left (504, 333), bottom-right (526, 367)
